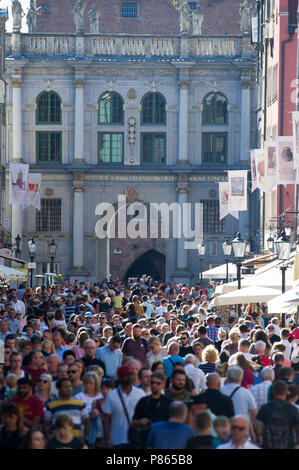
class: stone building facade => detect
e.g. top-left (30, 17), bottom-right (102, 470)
top-left (4, 0), bottom-right (259, 284)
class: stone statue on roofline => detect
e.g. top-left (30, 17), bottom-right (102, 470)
top-left (73, 0), bottom-right (86, 34)
top-left (88, 3), bottom-right (100, 34)
top-left (191, 4), bottom-right (203, 36)
top-left (240, 0), bottom-right (252, 35)
top-left (26, 0), bottom-right (41, 33)
top-left (11, 0), bottom-right (25, 32)
top-left (172, 0), bottom-right (191, 35)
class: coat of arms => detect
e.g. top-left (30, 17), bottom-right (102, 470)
top-left (125, 188), bottom-right (139, 203)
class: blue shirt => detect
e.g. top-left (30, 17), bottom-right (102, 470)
top-left (162, 355), bottom-right (185, 378)
top-left (146, 421), bottom-right (194, 449)
top-left (95, 345), bottom-right (122, 378)
top-left (55, 345), bottom-right (70, 361)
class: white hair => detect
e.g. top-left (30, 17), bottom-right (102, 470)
top-left (232, 414), bottom-right (249, 428)
top-left (227, 365), bottom-right (244, 383)
top-left (261, 366), bottom-right (274, 382)
top-left (254, 340), bottom-right (266, 353)
top-left (184, 354), bottom-right (196, 365)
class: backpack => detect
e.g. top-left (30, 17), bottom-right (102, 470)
top-left (263, 402), bottom-right (293, 449)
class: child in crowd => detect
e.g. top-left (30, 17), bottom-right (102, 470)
top-left (5, 373), bottom-right (18, 400)
top-left (212, 415), bottom-right (231, 448)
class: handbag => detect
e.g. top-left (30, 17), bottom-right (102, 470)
top-left (117, 388), bottom-right (152, 447)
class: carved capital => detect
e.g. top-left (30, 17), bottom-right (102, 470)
top-left (74, 80), bottom-right (85, 89)
top-left (179, 80), bottom-right (190, 90)
top-left (11, 78), bottom-right (22, 88)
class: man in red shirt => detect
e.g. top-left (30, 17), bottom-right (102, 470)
top-left (10, 377), bottom-right (44, 428)
top-left (23, 350), bottom-right (47, 392)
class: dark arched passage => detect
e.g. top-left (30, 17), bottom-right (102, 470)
top-left (124, 249), bottom-right (166, 281)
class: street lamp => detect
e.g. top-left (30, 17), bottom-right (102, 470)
top-left (222, 238), bottom-right (232, 283)
top-left (15, 234), bottom-right (21, 258)
top-left (197, 242), bottom-right (206, 285)
top-left (27, 238), bottom-right (36, 289)
top-left (275, 229), bottom-right (292, 327)
top-left (47, 239), bottom-right (57, 274)
top-left (231, 232), bottom-right (247, 288)
top-left (267, 234), bottom-right (275, 252)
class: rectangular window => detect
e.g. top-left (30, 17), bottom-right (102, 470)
top-left (36, 132), bottom-right (62, 163)
top-left (122, 3), bottom-right (137, 17)
top-left (200, 200), bottom-right (226, 233)
top-left (36, 198), bottom-right (62, 232)
top-left (98, 133), bottom-right (124, 164)
top-left (141, 133), bottom-right (166, 164)
top-left (202, 133), bottom-right (227, 164)
top-left (210, 241), bottom-right (218, 256)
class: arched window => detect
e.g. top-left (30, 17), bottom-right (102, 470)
top-left (141, 92), bottom-right (166, 125)
top-left (98, 91), bottom-right (124, 124)
top-left (202, 92), bottom-right (228, 125)
top-left (36, 91), bottom-right (62, 124)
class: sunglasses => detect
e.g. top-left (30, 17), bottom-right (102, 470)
top-left (38, 379), bottom-right (49, 384)
top-left (100, 317), bottom-right (106, 320)
top-left (68, 370), bottom-right (78, 374)
top-left (94, 339), bottom-right (100, 343)
top-left (231, 425), bottom-right (246, 431)
top-left (151, 381), bottom-right (163, 385)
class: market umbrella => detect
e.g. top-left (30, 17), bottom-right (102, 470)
top-left (213, 285), bottom-right (279, 307)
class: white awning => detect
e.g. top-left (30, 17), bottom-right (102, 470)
top-left (214, 285), bottom-right (279, 306)
top-left (0, 265), bottom-right (27, 280)
top-left (202, 263), bottom-right (250, 279)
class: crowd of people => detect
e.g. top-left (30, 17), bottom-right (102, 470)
top-left (0, 275), bottom-right (299, 449)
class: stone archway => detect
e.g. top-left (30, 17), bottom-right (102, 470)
top-left (124, 249), bottom-right (166, 281)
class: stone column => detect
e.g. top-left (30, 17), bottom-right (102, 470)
top-left (72, 186), bottom-right (84, 269)
top-left (74, 80), bottom-right (85, 163)
top-left (178, 81), bottom-right (190, 164)
top-left (240, 80), bottom-right (251, 162)
top-left (11, 78), bottom-right (23, 248)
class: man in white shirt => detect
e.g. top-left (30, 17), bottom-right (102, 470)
top-left (228, 339), bottom-right (253, 365)
top-left (155, 299), bottom-right (167, 317)
top-left (141, 295), bottom-right (154, 318)
top-left (221, 366), bottom-right (258, 441)
top-left (10, 291), bottom-right (25, 318)
top-left (279, 328), bottom-right (292, 360)
top-left (184, 354), bottom-right (206, 393)
top-left (103, 365), bottom-right (145, 448)
top-left (217, 415), bottom-right (260, 449)
top-left (249, 367), bottom-right (274, 411)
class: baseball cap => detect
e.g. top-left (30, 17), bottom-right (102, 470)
top-left (85, 312), bottom-right (93, 318)
top-left (117, 365), bottom-right (133, 377)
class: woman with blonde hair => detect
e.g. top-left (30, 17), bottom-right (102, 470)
top-left (221, 329), bottom-right (240, 356)
top-left (73, 330), bottom-right (90, 359)
top-left (231, 352), bottom-right (257, 389)
top-left (35, 373), bottom-right (58, 406)
top-left (198, 345), bottom-right (219, 374)
top-left (42, 340), bottom-right (55, 355)
top-left (215, 327), bottom-right (227, 353)
top-left (74, 372), bottom-right (103, 413)
top-left (147, 336), bottom-right (167, 366)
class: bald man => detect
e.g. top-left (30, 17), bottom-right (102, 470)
top-left (217, 415), bottom-right (260, 449)
top-left (193, 372), bottom-right (234, 418)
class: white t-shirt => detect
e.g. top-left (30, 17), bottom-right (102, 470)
top-left (228, 351), bottom-right (253, 365)
top-left (74, 392), bottom-right (103, 413)
top-left (184, 363), bottom-right (206, 392)
top-left (221, 383), bottom-right (257, 417)
top-left (103, 386), bottom-right (145, 445)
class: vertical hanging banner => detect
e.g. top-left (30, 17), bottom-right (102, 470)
top-left (219, 182), bottom-right (239, 220)
top-left (263, 141), bottom-right (277, 192)
top-left (250, 150), bottom-right (258, 192)
top-left (292, 111), bottom-right (299, 168)
top-left (227, 170), bottom-right (248, 212)
top-left (254, 149), bottom-right (265, 190)
top-left (9, 163), bottom-right (29, 206)
top-left (275, 137), bottom-right (296, 185)
top-left (25, 173), bottom-right (42, 211)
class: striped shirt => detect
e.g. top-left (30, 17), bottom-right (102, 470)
top-left (63, 305), bottom-right (76, 324)
top-left (44, 398), bottom-right (89, 437)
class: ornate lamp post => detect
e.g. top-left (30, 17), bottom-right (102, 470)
top-left (275, 229), bottom-right (292, 327)
top-left (48, 239), bottom-right (57, 274)
top-left (197, 242), bottom-right (206, 285)
top-left (222, 238), bottom-right (232, 283)
top-left (27, 238), bottom-right (36, 289)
